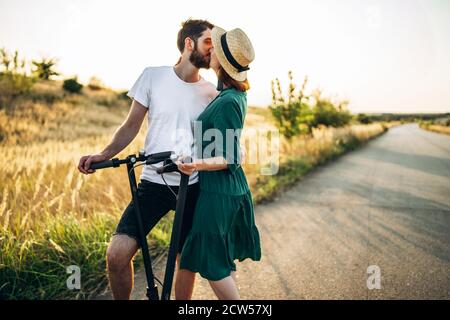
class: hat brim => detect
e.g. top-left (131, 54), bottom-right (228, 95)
top-left (211, 26), bottom-right (248, 82)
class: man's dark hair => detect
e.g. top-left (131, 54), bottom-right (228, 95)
top-left (177, 19), bottom-right (214, 53)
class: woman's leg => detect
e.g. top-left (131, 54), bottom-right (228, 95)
top-left (208, 274), bottom-right (240, 300)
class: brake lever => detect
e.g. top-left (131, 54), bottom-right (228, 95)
top-left (156, 156), bottom-right (192, 174)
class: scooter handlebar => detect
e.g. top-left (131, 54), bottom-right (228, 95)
top-left (90, 159), bottom-right (118, 170)
top-left (88, 151), bottom-right (175, 170)
top-left (146, 151), bottom-right (174, 163)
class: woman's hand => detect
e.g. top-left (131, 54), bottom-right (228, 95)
top-left (176, 157), bottom-right (228, 174)
top-left (177, 161), bottom-right (197, 176)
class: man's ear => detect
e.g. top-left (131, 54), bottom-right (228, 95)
top-left (184, 37), bottom-right (194, 52)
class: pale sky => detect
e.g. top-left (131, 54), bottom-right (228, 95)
top-left (1, 0), bottom-right (449, 113)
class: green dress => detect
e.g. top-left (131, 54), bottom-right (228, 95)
top-left (179, 87), bottom-right (262, 281)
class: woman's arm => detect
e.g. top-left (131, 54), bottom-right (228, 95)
top-left (177, 156), bottom-right (229, 176)
top-left (177, 134), bottom-right (247, 176)
top-left (178, 97), bottom-right (246, 176)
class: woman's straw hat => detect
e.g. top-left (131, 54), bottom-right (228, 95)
top-left (211, 26), bottom-right (255, 82)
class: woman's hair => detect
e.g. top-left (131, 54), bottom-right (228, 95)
top-left (218, 67), bottom-right (250, 92)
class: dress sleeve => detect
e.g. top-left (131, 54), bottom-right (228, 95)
top-left (127, 67), bottom-right (151, 108)
top-left (213, 99), bottom-right (244, 174)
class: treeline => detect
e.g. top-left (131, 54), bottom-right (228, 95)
top-left (356, 112), bottom-right (450, 124)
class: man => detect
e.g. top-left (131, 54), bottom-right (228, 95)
top-left (78, 19), bottom-right (217, 300)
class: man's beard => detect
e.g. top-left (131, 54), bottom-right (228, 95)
top-left (189, 45), bottom-right (210, 69)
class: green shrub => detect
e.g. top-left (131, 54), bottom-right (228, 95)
top-left (357, 113), bottom-right (372, 124)
top-left (63, 78), bottom-right (83, 94)
top-left (310, 90), bottom-right (352, 128)
top-left (269, 72), bottom-right (314, 140)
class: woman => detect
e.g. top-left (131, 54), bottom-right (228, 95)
top-left (177, 26), bottom-right (261, 300)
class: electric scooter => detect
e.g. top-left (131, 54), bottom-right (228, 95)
top-left (90, 150), bottom-right (190, 300)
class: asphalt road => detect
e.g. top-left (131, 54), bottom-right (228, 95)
top-left (96, 123), bottom-right (450, 300)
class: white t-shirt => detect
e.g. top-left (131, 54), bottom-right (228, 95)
top-left (127, 66), bottom-right (218, 186)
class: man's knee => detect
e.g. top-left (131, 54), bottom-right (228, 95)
top-left (106, 234), bottom-right (138, 273)
top-left (175, 268), bottom-right (196, 300)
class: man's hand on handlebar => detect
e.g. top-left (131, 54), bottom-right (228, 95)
top-left (78, 154), bottom-right (108, 175)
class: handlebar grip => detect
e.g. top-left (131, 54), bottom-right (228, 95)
top-left (146, 151), bottom-right (175, 165)
top-left (148, 151), bottom-right (174, 161)
top-left (90, 160), bottom-right (114, 170)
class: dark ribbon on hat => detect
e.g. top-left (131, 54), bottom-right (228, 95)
top-left (220, 33), bottom-right (250, 73)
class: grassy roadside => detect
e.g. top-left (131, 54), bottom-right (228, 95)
top-left (252, 125), bottom-right (387, 204)
top-left (419, 123), bottom-right (450, 136)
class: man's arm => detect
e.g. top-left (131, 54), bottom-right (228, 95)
top-left (78, 100), bottom-right (148, 174)
top-left (99, 100), bottom-right (148, 159)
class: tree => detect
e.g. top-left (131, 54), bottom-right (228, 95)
top-left (32, 57), bottom-right (59, 80)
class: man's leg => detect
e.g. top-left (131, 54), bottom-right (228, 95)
top-left (109, 180), bottom-right (176, 299)
top-left (106, 234), bottom-right (139, 300)
top-left (175, 253), bottom-right (196, 300)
